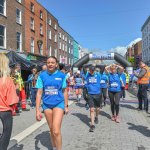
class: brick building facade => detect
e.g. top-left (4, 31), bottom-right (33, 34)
top-left (0, 0), bottom-right (25, 51)
top-left (47, 11), bottom-right (59, 57)
top-left (58, 26), bottom-right (68, 64)
top-left (126, 40), bottom-right (142, 68)
top-left (24, 0), bottom-right (47, 56)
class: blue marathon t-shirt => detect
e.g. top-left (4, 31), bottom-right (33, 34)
top-left (86, 72), bottom-right (101, 95)
top-left (100, 72), bottom-right (108, 89)
top-left (119, 73), bottom-right (126, 87)
top-left (108, 73), bottom-right (122, 92)
top-left (75, 77), bottom-right (83, 86)
top-left (36, 70), bottom-right (66, 106)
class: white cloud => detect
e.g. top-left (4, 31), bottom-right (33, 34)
top-left (128, 38), bottom-right (142, 47)
top-left (107, 37), bottom-right (142, 56)
top-left (107, 46), bottom-right (127, 56)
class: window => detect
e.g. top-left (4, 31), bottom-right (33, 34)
top-left (69, 40), bottom-right (70, 44)
top-left (59, 33), bottom-right (61, 38)
top-left (30, 2), bottom-right (34, 12)
top-left (0, 0), bottom-right (6, 16)
top-left (49, 46), bottom-right (51, 56)
top-left (63, 35), bottom-right (64, 40)
top-left (54, 49), bottom-right (57, 58)
top-left (30, 37), bottom-right (34, 53)
top-left (48, 30), bottom-right (51, 40)
top-left (40, 10), bottom-right (43, 19)
top-left (48, 18), bottom-right (51, 26)
top-left (65, 45), bottom-right (67, 51)
top-left (59, 42), bottom-right (61, 49)
top-left (59, 55), bottom-right (61, 63)
top-left (69, 47), bottom-right (70, 53)
top-left (16, 32), bottom-right (22, 52)
top-left (40, 24), bottom-right (43, 35)
top-left (0, 25), bottom-right (6, 48)
top-left (39, 43), bottom-right (43, 55)
top-left (54, 24), bottom-right (57, 30)
top-left (16, 0), bottom-right (21, 3)
top-left (30, 18), bottom-right (34, 30)
top-left (16, 8), bottom-right (22, 24)
top-left (54, 35), bottom-right (57, 42)
top-left (62, 44), bottom-right (64, 51)
top-left (69, 58), bottom-right (70, 64)
top-left (65, 37), bottom-right (67, 42)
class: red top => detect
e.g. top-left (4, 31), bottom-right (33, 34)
top-left (0, 77), bottom-right (19, 112)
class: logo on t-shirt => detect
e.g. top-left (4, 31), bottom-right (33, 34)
top-left (55, 78), bottom-right (62, 81)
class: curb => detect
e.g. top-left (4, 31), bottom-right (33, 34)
top-left (8, 101), bottom-right (74, 150)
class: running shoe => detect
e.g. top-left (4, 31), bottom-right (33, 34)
top-left (94, 117), bottom-right (99, 124)
top-left (111, 115), bottom-right (116, 121)
top-left (115, 116), bottom-right (120, 123)
top-left (89, 125), bottom-right (95, 132)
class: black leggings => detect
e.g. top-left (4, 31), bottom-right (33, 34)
top-left (101, 88), bottom-right (107, 102)
top-left (0, 111), bottom-right (13, 150)
top-left (83, 87), bottom-right (88, 103)
top-left (108, 91), bottom-right (121, 116)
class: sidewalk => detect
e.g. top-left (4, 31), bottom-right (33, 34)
top-left (10, 91), bottom-right (150, 150)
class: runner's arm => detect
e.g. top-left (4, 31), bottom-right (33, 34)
top-left (35, 76), bottom-right (43, 112)
top-left (105, 65), bottom-right (111, 74)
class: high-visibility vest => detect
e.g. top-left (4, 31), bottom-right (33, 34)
top-left (15, 71), bottom-right (24, 91)
top-left (125, 73), bottom-right (130, 84)
top-left (137, 66), bottom-right (150, 84)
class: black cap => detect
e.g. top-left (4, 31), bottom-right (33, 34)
top-left (89, 66), bottom-right (95, 71)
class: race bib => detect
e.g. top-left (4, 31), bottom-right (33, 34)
top-left (100, 80), bottom-right (105, 84)
top-left (110, 82), bottom-right (118, 88)
top-left (89, 77), bottom-right (97, 83)
top-left (45, 86), bottom-right (58, 95)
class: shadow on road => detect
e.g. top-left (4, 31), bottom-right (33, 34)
top-left (71, 113), bottom-right (91, 127)
top-left (75, 102), bottom-right (85, 108)
top-left (120, 104), bottom-right (137, 110)
top-left (35, 131), bottom-right (53, 150)
top-left (9, 144), bottom-right (24, 150)
top-left (127, 123), bottom-right (150, 137)
top-left (100, 110), bottom-right (111, 119)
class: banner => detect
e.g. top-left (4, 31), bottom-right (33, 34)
top-left (89, 53), bottom-right (114, 60)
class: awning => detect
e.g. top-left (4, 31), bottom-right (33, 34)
top-left (6, 51), bottom-right (36, 70)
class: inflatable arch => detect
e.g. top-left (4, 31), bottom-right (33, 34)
top-left (72, 53), bottom-right (133, 74)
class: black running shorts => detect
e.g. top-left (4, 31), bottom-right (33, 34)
top-left (88, 94), bottom-right (102, 108)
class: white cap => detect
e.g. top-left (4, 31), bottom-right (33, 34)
top-left (77, 70), bottom-right (80, 74)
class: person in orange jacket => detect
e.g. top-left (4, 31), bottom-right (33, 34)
top-left (134, 61), bottom-right (150, 113)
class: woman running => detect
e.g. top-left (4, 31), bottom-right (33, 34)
top-left (100, 67), bottom-right (108, 106)
top-left (68, 71), bottom-right (75, 95)
top-left (36, 56), bottom-right (68, 150)
top-left (74, 71), bottom-right (83, 102)
top-left (105, 64), bottom-right (124, 123)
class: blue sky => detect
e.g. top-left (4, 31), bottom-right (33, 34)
top-left (38, 0), bottom-right (150, 51)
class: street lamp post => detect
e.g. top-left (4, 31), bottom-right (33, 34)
top-left (37, 40), bottom-right (43, 54)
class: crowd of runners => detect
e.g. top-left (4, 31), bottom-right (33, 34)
top-left (0, 54), bottom-right (150, 150)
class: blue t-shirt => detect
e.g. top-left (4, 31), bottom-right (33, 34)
top-left (75, 77), bottom-right (83, 86)
top-left (86, 72), bottom-right (101, 94)
top-left (119, 73), bottom-right (126, 87)
top-left (108, 73), bottom-right (122, 92)
top-left (36, 70), bottom-right (66, 106)
top-left (100, 73), bottom-right (108, 89)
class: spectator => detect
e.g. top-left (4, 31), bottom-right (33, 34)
top-left (134, 61), bottom-right (150, 113)
top-left (28, 67), bottom-right (39, 108)
top-left (0, 53), bottom-right (19, 150)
